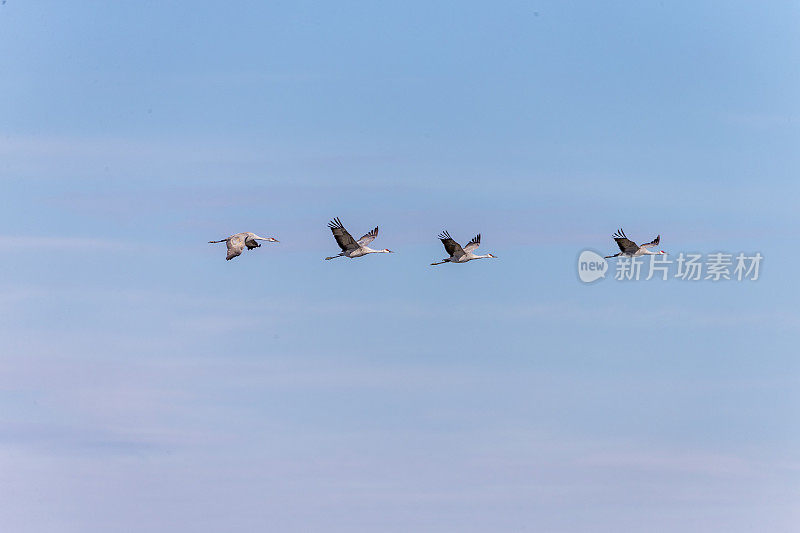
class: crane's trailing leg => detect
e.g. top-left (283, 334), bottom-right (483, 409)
top-left (325, 253), bottom-right (345, 260)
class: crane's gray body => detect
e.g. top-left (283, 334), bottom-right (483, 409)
top-left (209, 232), bottom-right (279, 261)
top-left (325, 218), bottom-right (393, 260)
top-left (431, 231), bottom-right (496, 265)
top-left (604, 228), bottom-right (664, 259)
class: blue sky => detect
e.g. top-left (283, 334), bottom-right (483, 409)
top-left (1, 1), bottom-right (798, 531)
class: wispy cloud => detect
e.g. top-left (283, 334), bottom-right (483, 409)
top-left (722, 111), bottom-right (798, 129)
top-left (0, 235), bottom-right (134, 252)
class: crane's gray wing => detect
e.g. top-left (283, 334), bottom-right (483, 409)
top-left (328, 218), bottom-right (359, 251)
top-left (612, 228), bottom-right (639, 254)
top-left (463, 233), bottom-right (481, 253)
top-left (226, 234), bottom-right (246, 260)
top-left (357, 226), bottom-right (379, 247)
top-left (244, 233), bottom-right (261, 250)
top-left (438, 231), bottom-right (465, 257)
top-left (640, 234), bottom-right (660, 249)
